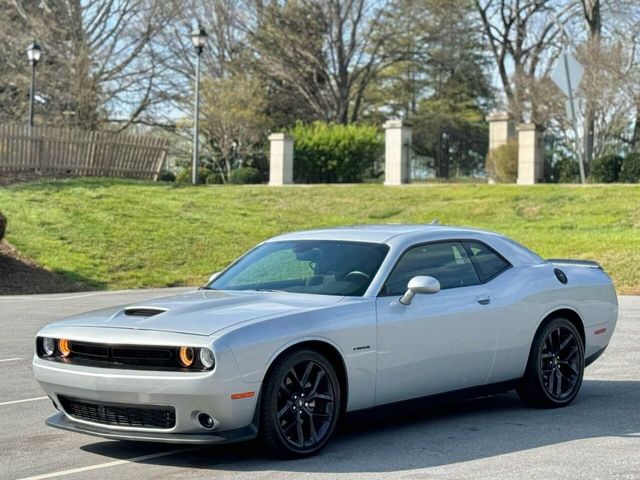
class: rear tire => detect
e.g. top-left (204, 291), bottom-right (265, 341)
top-left (517, 317), bottom-right (584, 408)
top-left (259, 349), bottom-right (341, 458)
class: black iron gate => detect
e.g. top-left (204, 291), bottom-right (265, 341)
top-left (434, 126), bottom-right (488, 178)
top-left (411, 125), bottom-right (488, 180)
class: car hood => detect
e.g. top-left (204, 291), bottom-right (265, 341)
top-left (52, 289), bottom-right (345, 336)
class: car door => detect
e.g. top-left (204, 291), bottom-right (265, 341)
top-left (374, 241), bottom-right (500, 406)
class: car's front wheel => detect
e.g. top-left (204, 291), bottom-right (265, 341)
top-left (517, 317), bottom-right (585, 408)
top-left (259, 349), bottom-right (341, 458)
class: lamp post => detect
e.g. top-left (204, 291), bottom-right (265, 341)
top-left (190, 25), bottom-right (207, 185)
top-left (26, 42), bottom-right (42, 129)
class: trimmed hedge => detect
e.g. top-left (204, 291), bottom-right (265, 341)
top-left (175, 167), bottom-right (212, 184)
top-left (620, 152), bottom-right (640, 183)
top-left (552, 157), bottom-right (580, 183)
top-left (590, 154), bottom-right (623, 183)
top-left (290, 122), bottom-right (383, 183)
top-left (229, 167), bottom-right (262, 184)
top-left (157, 170), bottom-right (176, 182)
top-left (205, 172), bottom-right (224, 184)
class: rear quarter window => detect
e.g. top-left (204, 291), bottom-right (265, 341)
top-left (463, 241), bottom-right (511, 282)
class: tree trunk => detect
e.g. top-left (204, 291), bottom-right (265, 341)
top-left (633, 95), bottom-right (640, 152)
top-left (582, 0), bottom-right (601, 168)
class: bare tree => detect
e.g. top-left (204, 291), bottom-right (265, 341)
top-left (0, 0), bottom-right (176, 130)
top-left (151, 0), bottom-right (256, 170)
top-left (549, 41), bottom-right (637, 161)
top-left (245, 0), bottom-right (398, 124)
top-left (199, 75), bottom-right (270, 181)
top-left (612, 1), bottom-right (640, 152)
top-left (579, 0), bottom-right (601, 164)
top-left (473, 0), bottom-right (575, 123)
top-left (565, 0), bottom-right (640, 157)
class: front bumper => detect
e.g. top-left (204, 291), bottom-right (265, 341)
top-left (33, 341), bottom-right (260, 443)
top-left (46, 412), bottom-right (256, 444)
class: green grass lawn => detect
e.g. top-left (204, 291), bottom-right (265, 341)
top-left (1, 178), bottom-right (639, 293)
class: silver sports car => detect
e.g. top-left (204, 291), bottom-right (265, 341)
top-left (33, 225), bottom-right (618, 457)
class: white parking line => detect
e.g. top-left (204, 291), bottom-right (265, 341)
top-left (16, 446), bottom-right (201, 480)
top-left (0, 396), bottom-right (47, 406)
top-left (0, 357), bottom-right (21, 362)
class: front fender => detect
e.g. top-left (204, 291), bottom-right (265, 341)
top-left (216, 298), bottom-right (377, 411)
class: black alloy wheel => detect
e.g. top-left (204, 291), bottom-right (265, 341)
top-left (517, 317), bottom-right (585, 408)
top-left (260, 350), bottom-right (341, 457)
top-left (540, 326), bottom-right (581, 400)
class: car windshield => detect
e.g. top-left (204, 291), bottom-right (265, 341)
top-left (208, 240), bottom-right (389, 296)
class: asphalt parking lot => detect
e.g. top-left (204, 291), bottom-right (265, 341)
top-left (1, 288), bottom-right (638, 480)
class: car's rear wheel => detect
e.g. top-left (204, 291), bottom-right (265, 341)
top-left (517, 317), bottom-right (584, 408)
top-left (259, 349), bottom-right (341, 458)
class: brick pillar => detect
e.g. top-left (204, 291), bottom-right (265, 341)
top-left (517, 124), bottom-right (544, 185)
top-left (268, 133), bottom-right (294, 185)
top-left (383, 120), bottom-right (412, 185)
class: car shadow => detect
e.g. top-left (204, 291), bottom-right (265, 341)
top-left (80, 379), bottom-right (640, 474)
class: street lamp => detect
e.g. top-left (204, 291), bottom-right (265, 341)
top-left (190, 24), bottom-right (207, 185)
top-left (26, 42), bottom-right (42, 128)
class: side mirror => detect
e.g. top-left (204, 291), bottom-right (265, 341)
top-left (208, 271), bottom-right (221, 284)
top-left (399, 276), bottom-right (440, 305)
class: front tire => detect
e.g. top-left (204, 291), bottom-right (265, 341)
top-left (259, 349), bottom-right (341, 458)
top-left (517, 317), bottom-right (585, 408)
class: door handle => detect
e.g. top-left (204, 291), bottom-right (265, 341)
top-left (475, 295), bottom-right (491, 305)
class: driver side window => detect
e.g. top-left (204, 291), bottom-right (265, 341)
top-left (384, 242), bottom-right (480, 295)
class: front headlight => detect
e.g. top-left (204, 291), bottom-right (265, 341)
top-left (178, 346), bottom-right (195, 367)
top-left (199, 348), bottom-right (215, 370)
top-left (42, 337), bottom-right (55, 356)
top-left (58, 338), bottom-right (71, 357)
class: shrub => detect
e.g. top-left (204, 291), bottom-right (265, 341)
top-left (205, 172), bottom-right (223, 184)
top-left (229, 167), bottom-right (262, 184)
top-left (553, 157), bottom-right (580, 183)
top-left (0, 212), bottom-right (5, 241)
top-left (175, 167), bottom-right (211, 184)
top-left (620, 152), bottom-right (640, 183)
top-left (590, 154), bottom-right (622, 183)
top-left (157, 170), bottom-right (176, 182)
top-left (290, 122), bottom-right (383, 183)
top-left (486, 139), bottom-right (518, 183)
top-left (175, 168), bottom-right (190, 184)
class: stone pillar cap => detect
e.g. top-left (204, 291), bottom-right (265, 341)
top-left (383, 119), bottom-right (412, 129)
top-left (268, 132), bottom-right (293, 141)
top-left (486, 111), bottom-right (512, 122)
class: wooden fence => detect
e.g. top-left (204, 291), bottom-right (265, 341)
top-left (0, 125), bottom-right (168, 180)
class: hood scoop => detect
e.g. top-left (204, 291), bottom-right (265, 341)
top-left (123, 307), bottom-right (168, 318)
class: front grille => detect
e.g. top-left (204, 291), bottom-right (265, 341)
top-left (59, 396), bottom-right (175, 429)
top-left (70, 341), bottom-right (174, 366)
top-left (64, 341), bottom-right (186, 370)
top-left (36, 338), bottom-right (211, 371)
top-left (72, 342), bottom-right (109, 359)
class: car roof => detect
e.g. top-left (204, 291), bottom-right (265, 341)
top-left (268, 224), bottom-right (497, 244)
top-left (266, 224), bottom-right (542, 267)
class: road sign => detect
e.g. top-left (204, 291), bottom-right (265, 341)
top-left (551, 51), bottom-right (586, 184)
top-left (551, 52), bottom-right (584, 98)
